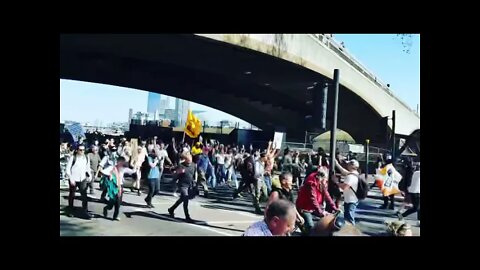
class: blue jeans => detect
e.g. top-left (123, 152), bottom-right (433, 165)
top-left (344, 202), bottom-right (359, 225)
top-left (217, 164), bottom-right (226, 184)
top-left (264, 175), bottom-right (272, 194)
top-left (207, 166), bottom-right (217, 188)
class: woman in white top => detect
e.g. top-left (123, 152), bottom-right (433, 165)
top-left (215, 148), bottom-right (226, 185)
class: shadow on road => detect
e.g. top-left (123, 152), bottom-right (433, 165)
top-left (201, 204), bottom-right (262, 216)
top-left (356, 216), bottom-right (387, 225)
top-left (355, 210), bottom-right (393, 218)
top-left (60, 219), bottom-right (95, 236)
top-left (123, 210), bottom-right (245, 233)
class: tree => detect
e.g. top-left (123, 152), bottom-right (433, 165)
top-left (396, 34), bottom-right (413, 54)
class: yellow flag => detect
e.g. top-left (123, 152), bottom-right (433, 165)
top-left (184, 110), bottom-right (202, 138)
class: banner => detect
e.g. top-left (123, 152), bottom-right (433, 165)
top-left (65, 122), bottom-right (85, 142)
top-left (184, 110), bottom-right (202, 138)
top-left (375, 163), bottom-right (403, 196)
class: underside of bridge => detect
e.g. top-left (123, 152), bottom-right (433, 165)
top-left (60, 34), bottom-right (390, 144)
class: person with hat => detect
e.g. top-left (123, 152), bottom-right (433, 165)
top-left (334, 159), bottom-right (361, 225)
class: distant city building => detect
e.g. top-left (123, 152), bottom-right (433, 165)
top-left (147, 92), bottom-right (162, 114)
top-left (175, 98), bottom-right (190, 127)
top-left (164, 109), bottom-right (176, 121)
top-left (128, 108), bottom-right (133, 124)
top-left (159, 99), bottom-right (168, 115)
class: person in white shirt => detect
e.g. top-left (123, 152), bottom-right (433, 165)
top-left (101, 157), bottom-right (136, 221)
top-left (399, 164), bottom-right (420, 224)
top-left (215, 148), bottom-right (226, 185)
top-left (65, 145), bottom-right (92, 219)
top-left (334, 159), bottom-right (360, 225)
top-left (155, 142), bottom-right (173, 195)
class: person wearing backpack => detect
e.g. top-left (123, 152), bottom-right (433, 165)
top-left (334, 159), bottom-right (363, 225)
top-left (65, 144), bottom-right (92, 219)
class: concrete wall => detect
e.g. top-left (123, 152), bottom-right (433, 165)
top-left (196, 34), bottom-right (420, 136)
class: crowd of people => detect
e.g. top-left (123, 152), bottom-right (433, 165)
top-left (60, 134), bottom-right (420, 236)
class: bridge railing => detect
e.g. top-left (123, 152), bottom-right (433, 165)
top-left (310, 34), bottom-right (419, 117)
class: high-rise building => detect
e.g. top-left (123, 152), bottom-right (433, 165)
top-left (175, 98), bottom-right (190, 127)
top-left (147, 92), bottom-right (162, 115)
top-left (164, 109), bottom-right (176, 121)
top-left (128, 108), bottom-right (133, 124)
top-left (159, 99), bottom-right (168, 115)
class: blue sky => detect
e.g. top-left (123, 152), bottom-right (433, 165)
top-left (60, 34), bottom-right (420, 125)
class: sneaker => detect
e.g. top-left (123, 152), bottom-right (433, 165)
top-left (173, 193), bottom-right (179, 198)
top-left (185, 217), bottom-right (194, 223)
top-left (114, 217), bottom-right (121, 221)
top-left (168, 208), bottom-right (175, 218)
top-left (103, 207), bottom-right (108, 218)
top-left (396, 212), bottom-right (404, 220)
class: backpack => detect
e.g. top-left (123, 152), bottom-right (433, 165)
top-left (350, 173), bottom-right (369, 200)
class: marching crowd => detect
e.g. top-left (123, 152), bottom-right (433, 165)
top-left (60, 135), bottom-right (420, 236)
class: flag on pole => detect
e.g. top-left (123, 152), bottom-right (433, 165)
top-left (65, 122), bottom-right (85, 142)
top-left (184, 110), bottom-right (202, 138)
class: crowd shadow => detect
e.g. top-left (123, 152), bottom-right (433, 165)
top-left (355, 216), bottom-right (386, 225)
top-left (201, 204), bottom-right (262, 216)
top-left (355, 210), bottom-right (393, 218)
top-left (123, 210), bottom-right (245, 233)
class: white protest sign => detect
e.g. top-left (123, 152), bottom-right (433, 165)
top-left (273, 132), bottom-right (284, 149)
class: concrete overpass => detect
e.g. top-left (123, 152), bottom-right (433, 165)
top-left (60, 34), bottom-right (420, 145)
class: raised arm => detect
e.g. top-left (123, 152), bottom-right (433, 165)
top-left (334, 159), bottom-right (349, 176)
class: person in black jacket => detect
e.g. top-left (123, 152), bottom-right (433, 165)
top-left (232, 153), bottom-right (256, 199)
top-left (168, 151), bottom-right (197, 223)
